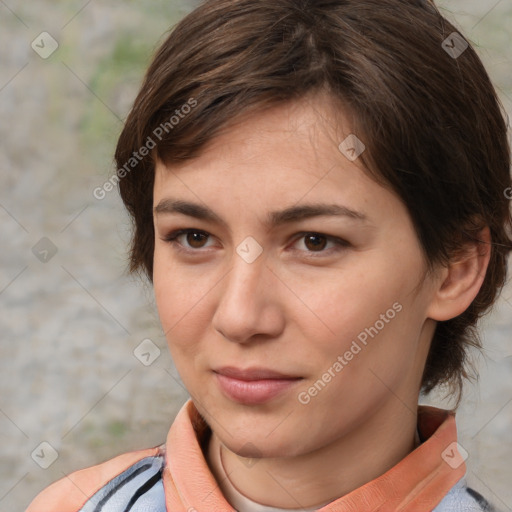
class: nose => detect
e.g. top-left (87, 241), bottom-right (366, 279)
top-left (212, 254), bottom-right (285, 344)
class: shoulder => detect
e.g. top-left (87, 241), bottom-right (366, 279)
top-left (433, 477), bottom-right (497, 512)
top-left (26, 445), bottom-right (165, 512)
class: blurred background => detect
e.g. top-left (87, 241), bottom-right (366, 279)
top-left (0, 1), bottom-right (511, 510)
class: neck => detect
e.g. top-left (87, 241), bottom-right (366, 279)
top-left (207, 396), bottom-right (419, 509)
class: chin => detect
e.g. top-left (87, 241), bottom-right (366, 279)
top-left (223, 427), bottom-right (305, 459)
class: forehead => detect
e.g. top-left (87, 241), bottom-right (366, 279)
top-left (155, 93), bottom-right (354, 171)
top-left (152, 96), bottom-right (403, 228)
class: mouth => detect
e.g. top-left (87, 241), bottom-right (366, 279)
top-left (213, 366), bottom-right (303, 405)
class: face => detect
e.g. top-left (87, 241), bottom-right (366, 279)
top-left (152, 94), bottom-right (440, 459)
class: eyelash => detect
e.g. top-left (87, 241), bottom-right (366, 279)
top-left (161, 228), bottom-right (350, 257)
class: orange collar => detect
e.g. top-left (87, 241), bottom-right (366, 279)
top-left (163, 400), bottom-right (466, 512)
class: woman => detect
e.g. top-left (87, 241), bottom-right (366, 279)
top-left (27, 0), bottom-right (511, 510)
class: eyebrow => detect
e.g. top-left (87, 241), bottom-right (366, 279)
top-left (154, 198), bottom-right (368, 229)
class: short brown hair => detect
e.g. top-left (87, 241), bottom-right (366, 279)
top-left (115, 0), bottom-right (512, 402)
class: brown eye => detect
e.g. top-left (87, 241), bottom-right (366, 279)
top-left (291, 232), bottom-right (350, 256)
top-left (304, 234), bottom-right (328, 251)
top-left (186, 231), bottom-right (209, 248)
top-left (163, 229), bottom-right (214, 252)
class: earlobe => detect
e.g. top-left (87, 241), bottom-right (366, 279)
top-left (427, 227), bottom-right (491, 321)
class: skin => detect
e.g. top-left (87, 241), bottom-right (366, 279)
top-left (152, 93), bottom-right (490, 508)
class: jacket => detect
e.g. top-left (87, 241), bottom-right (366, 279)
top-left (26, 400), bottom-right (496, 511)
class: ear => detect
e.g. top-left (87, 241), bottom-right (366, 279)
top-left (427, 227), bottom-right (491, 321)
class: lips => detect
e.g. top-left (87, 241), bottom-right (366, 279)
top-left (214, 366), bottom-right (301, 381)
top-left (213, 366), bottom-right (303, 405)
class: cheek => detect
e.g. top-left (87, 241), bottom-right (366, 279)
top-left (153, 253), bottom-right (177, 330)
top-left (294, 258), bottom-right (423, 363)
top-left (292, 266), bottom-right (391, 330)
top-left (153, 252), bottom-right (192, 341)
top-left (152, 251), bottom-right (216, 352)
